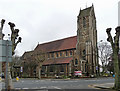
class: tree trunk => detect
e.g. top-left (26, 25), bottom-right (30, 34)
top-left (106, 27), bottom-right (120, 90)
top-left (113, 49), bottom-right (120, 90)
top-left (38, 67), bottom-right (41, 79)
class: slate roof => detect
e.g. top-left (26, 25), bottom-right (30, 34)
top-left (34, 36), bottom-right (77, 53)
top-left (42, 57), bottom-right (73, 65)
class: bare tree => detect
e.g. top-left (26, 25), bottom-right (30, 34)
top-left (106, 27), bottom-right (120, 90)
top-left (26, 57), bottom-right (37, 77)
top-left (98, 41), bottom-right (112, 74)
top-left (0, 19), bottom-right (22, 90)
top-left (10, 55), bottom-right (21, 65)
top-left (21, 50), bottom-right (45, 78)
top-left (8, 22), bottom-right (22, 55)
top-left (33, 50), bottom-right (45, 79)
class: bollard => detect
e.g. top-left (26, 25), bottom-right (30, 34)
top-left (0, 77), bottom-right (1, 82)
top-left (16, 77), bottom-right (19, 81)
top-left (113, 74), bottom-right (115, 78)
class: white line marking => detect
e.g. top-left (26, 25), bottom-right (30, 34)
top-left (40, 87), bottom-right (47, 89)
top-left (15, 88), bottom-right (21, 89)
top-left (23, 88), bottom-right (29, 89)
top-left (51, 86), bottom-right (61, 89)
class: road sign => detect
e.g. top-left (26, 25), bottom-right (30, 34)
top-left (20, 67), bottom-right (23, 72)
top-left (74, 71), bottom-right (82, 76)
top-left (96, 66), bottom-right (98, 70)
top-left (0, 40), bottom-right (12, 62)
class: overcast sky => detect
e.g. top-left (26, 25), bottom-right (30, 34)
top-left (0, 0), bottom-right (119, 56)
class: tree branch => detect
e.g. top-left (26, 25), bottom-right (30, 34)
top-left (0, 19), bottom-right (5, 31)
top-left (106, 28), bottom-right (114, 49)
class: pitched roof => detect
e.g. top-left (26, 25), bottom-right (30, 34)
top-left (21, 51), bottom-right (34, 60)
top-left (34, 36), bottom-right (77, 52)
top-left (42, 57), bottom-right (73, 65)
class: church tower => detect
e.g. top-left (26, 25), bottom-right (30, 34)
top-left (76, 5), bottom-right (99, 76)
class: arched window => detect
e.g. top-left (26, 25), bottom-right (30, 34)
top-left (60, 65), bottom-right (64, 72)
top-left (83, 17), bottom-right (86, 27)
top-left (75, 59), bottom-right (78, 65)
top-left (48, 54), bottom-right (50, 58)
top-left (56, 52), bottom-right (59, 58)
top-left (51, 53), bottom-right (54, 58)
top-left (65, 51), bottom-right (68, 56)
top-left (50, 65), bottom-right (53, 72)
top-left (83, 49), bottom-right (86, 55)
top-left (60, 52), bottom-right (62, 57)
top-left (82, 49), bottom-right (86, 60)
top-left (70, 50), bottom-right (73, 56)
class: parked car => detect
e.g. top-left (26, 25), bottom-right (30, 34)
top-left (0, 73), bottom-right (5, 78)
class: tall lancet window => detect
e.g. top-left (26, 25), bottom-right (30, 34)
top-left (83, 17), bottom-right (86, 27)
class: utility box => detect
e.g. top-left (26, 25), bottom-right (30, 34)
top-left (0, 40), bottom-right (12, 62)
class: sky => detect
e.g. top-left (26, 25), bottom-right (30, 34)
top-left (0, 0), bottom-right (119, 56)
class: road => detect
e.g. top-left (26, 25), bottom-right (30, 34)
top-left (1, 77), bottom-right (114, 91)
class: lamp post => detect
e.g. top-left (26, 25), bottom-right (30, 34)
top-left (5, 40), bottom-right (13, 90)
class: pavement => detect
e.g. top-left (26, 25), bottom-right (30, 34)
top-left (90, 83), bottom-right (115, 90)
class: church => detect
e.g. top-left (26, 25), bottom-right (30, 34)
top-left (21, 5), bottom-right (99, 78)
